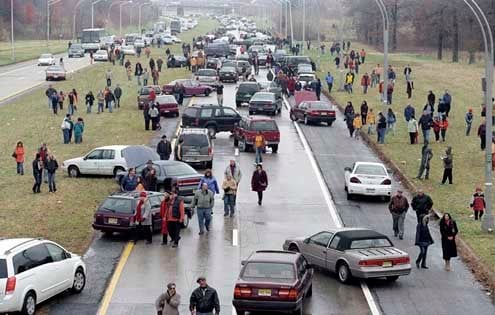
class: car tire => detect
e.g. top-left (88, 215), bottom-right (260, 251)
top-left (21, 291), bottom-right (36, 315)
top-left (68, 166), bottom-right (80, 178)
top-left (113, 166), bottom-right (125, 177)
top-left (328, 121), bottom-right (334, 127)
top-left (205, 89), bottom-right (210, 96)
top-left (337, 262), bottom-right (352, 284)
top-left (346, 191), bottom-right (353, 200)
top-left (304, 115), bottom-right (309, 125)
top-left (206, 160), bottom-right (213, 169)
top-left (386, 276), bottom-right (399, 282)
top-left (271, 144), bottom-right (278, 153)
top-left (290, 113), bottom-right (298, 121)
top-left (306, 284), bottom-right (313, 297)
top-left (71, 267), bottom-right (86, 293)
top-left (235, 308), bottom-right (245, 315)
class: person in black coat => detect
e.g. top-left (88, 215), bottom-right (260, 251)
top-left (32, 153), bottom-right (43, 193)
top-left (415, 215), bottom-right (434, 269)
top-left (156, 135), bottom-right (172, 160)
top-left (189, 277), bottom-right (220, 315)
top-left (439, 213), bottom-right (458, 271)
top-left (143, 105), bottom-right (151, 130)
top-left (251, 164), bottom-right (268, 206)
top-left (114, 85), bottom-right (122, 108)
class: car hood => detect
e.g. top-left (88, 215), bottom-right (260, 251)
top-left (63, 156), bottom-right (84, 167)
top-left (285, 236), bottom-right (306, 244)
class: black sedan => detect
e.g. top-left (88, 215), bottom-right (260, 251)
top-left (167, 56), bottom-right (188, 68)
top-left (219, 66), bottom-right (238, 83)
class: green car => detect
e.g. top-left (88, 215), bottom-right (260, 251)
top-left (235, 82), bottom-right (260, 107)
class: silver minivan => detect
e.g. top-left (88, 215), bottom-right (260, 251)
top-left (175, 128), bottom-right (213, 169)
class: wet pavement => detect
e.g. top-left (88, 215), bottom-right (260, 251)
top-left (104, 71), bottom-right (371, 314)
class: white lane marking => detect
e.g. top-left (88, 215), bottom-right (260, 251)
top-left (0, 64), bottom-right (36, 76)
top-left (234, 148), bottom-right (239, 156)
top-left (232, 229), bottom-right (239, 247)
top-left (232, 306), bottom-right (236, 315)
top-left (284, 97), bottom-right (381, 315)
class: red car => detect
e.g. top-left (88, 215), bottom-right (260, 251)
top-left (155, 95), bottom-right (179, 117)
top-left (137, 85), bottom-right (162, 109)
top-left (233, 116), bottom-right (280, 153)
top-left (162, 79), bottom-right (212, 97)
top-left (290, 100), bottom-right (337, 126)
top-left (294, 90), bottom-right (318, 106)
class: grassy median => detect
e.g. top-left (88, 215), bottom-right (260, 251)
top-left (0, 19), bottom-right (217, 254)
top-left (0, 40), bottom-right (69, 66)
top-left (305, 43), bottom-right (495, 271)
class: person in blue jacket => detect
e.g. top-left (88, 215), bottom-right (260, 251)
top-left (198, 169), bottom-right (219, 195)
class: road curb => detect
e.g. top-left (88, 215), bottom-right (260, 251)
top-left (322, 89), bottom-right (495, 297)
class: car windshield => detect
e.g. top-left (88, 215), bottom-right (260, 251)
top-left (355, 164), bottom-right (387, 176)
top-left (308, 102), bottom-right (331, 110)
top-left (71, 44), bottom-right (82, 49)
top-left (238, 84), bottom-right (260, 93)
top-left (251, 93), bottom-right (274, 102)
top-left (156, 95), bottom-right (176, 103)
top-left (242, 262), bottom-right (295, 280)
top-left (47, 66), bottom-right (63, 71)
top-left (100, 198), bottom-right (134, 214)
top-left (251, 120), bottom-right (278, 131)
top-left (0, 259), bottom-right (7, 279)
top-left (41, 54), bottom-right (52, 58)
top-left (163, 163), bottom-right (197, 176)
top-left (221, 67), bottom-right (236, 72)
top-left (198, 69), bottom-right (217, 76)
top-left (180, 134), bottom-right (209, 146)
top-left (350, 238), bottom-right (392, 249)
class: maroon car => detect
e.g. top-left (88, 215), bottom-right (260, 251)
top-left (290, 100), bottom-right (336, 126)
top-left (155, 95), bottom-right (179, 117)
top-left (137, 85), bottom-right (162, 109)
top-left (233, 116), bottom-right (280, 153)
top-left (162, 79), bottom-right (212, 97)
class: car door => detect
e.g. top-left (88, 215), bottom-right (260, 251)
top-left (295, 102), bottom-right (306, 120)
top-left (302, 232), bottom-right (333, 268)
top-left (183, 80), bottom-right (194, 95)
top-left (44, 243), bottom-right (73, 293)
top-left (98, 149), bottom-right (116, 175)
top-left (326, 234), bottom-right (342, 272)
top-left (221, 107), bottom-right (241, 131)
top-left (82, 149), bottom-right (103, 174)
top-left (148, 195), bottom-right (163, 231)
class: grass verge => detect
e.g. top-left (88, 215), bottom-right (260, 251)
top-left (0, 19), bottom-right (217, 254)
top-left (0, 40), bottom-right (68, 66)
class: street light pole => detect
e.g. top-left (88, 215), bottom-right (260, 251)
top-left (139, 3), bottom-right (152, 34)
top-left (374, 0), bottom-right (389, 103)
top-left (10, 0), bottom-right (14, 61)
top-left (302, 0), bottom-right (305, 54)
top-left (47, 0), bottom-right (62, 47)
top-left (289, 1), bottom-right (294, 46)
top-left (463, 0), bottom-right (494, 232)
top-left (73, 0), bottom-right (87, 40)
top-left (92, 0), bottom-right (105, 29)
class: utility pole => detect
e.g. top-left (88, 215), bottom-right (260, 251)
top-left (302, 0), bottom-right (305, 54)
top-left (374, 0), bottom-right (389, 103)
top-left (289, 1), bottom-right (294, 47)
top-left (47, 0), bottom-right (50, 47)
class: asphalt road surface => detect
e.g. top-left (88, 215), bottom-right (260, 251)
top-left (0, 52), bottom-right (92, 103)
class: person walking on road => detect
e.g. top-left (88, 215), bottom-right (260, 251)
top-left (254, 131), bottom-right (266, 164)
top-left (157, 135), bottom-right (172, 160)
top-left (417, 144), bottom-right (433, 180)
top-left (440, 213), bottom-right (458, 271)
top-left (440, 146), bottom-right (453, 184)
top-left (32, 153), bottom-right (42, 193)
top-left (133, 191), bottom-right (152, 244)
top-left (199, 169), bottom-right (220, 196)
top-left (189, 277), bottom-right (220, 315)
top-left (470, 186), bottom-right (485, 220)
top-left (192, 183), bottom-right (215, 235)
top-left (415, 215), bottom-right (434, 269)
top-left (216, 84), bottom-right (224, 106)
top-left (45, 154), bottom-right (58, 193)
top-left (222, 174), bottom-right (237, 217)
top-left (388, 190), bottom-right (409, 239)
top-left (13, 141), bottom-right (25, 175)
top-left (224, 159), bottom-right (242, 185)
top-left (411, 190), bottom-right (433, 223)
top-left (251, 164), bottom-right (268, 206)
top-left (149, 104), bottom-right (160, 131)
top-left (163, 189), bottom-right (185, 247)
top-left (156, 282), bottom-right (180, 315)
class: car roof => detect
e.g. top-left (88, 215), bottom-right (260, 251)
top-left (180, 128), bottom-right (209, 135)
top-left (253, 92), bottom-right (275, 96)
top-left (108, 190), bottom-right (163, 200)
top-left (93, 145), bottom-right (128, 151)
top-left (243, 115), bottom-right (275, 122)
top-left (248, 250), bottom-right (300, 263)
top-left (190, 103), bottom-right (220, 108)
top-left (239, 82), bottom-right (259, 86)
top-left (355, 161), bottom-right (386, 167)
top-left (0, 238), bottom-right (41, 257)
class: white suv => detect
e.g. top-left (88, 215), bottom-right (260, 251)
top-left (0, 238), bottom-right (86, 315)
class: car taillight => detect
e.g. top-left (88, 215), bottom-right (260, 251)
top-left (308, 111), bottom-right (318, 116)
top-left (381, 179), bottom-right (392, 185)
top-left (278, 288), bottom-right (298, 300)
top-left (359, 259), bottom-right (384, 267)
top-left (208, 147), bottom-right (212, 155)
top-left (393, 256), bottom-right (410, 265)
top-left (234, 286), bottom-right (252, 298)
top-left (5, 276), bottom-right (16, 295)
top-left (350, 177), bottom-right (361, 183)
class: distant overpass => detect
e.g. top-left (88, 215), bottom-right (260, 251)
top-left (163, 0), bottom-right (254, 15)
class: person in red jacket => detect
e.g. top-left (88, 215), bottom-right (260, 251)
top-left (163, 188), bottom-right (185, 248)
top-left (287, 76), bottom-right (296, 96)
top-left (432, 116), bottom-right (441, 142)
top-left (13, 141), bottom-right (25, 175)
top-left (470, 187), bottom-right (485, 220)
top-left (361, 73), bottom-right (370, 94)
top-left (439, 116), bottom-right (449, 142)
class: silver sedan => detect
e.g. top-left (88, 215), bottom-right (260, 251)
top-left (283, 228), bottom-right (411, 283)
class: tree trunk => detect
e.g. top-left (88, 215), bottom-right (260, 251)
top-left (391, 0), bottom-right (399, 51)
top-left (452, 9), bottom-right (459, 63)
top-left (437, 9), bottom-right (444, 60)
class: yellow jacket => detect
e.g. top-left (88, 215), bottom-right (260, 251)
top-left (367, 112), bottom-right (376, 124)
top-left (353, 116), bottom-right (362, 129)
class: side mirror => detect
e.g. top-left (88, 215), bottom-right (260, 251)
top-left (303, 238), bottom-right (310, 244)
top-left (83, 157), bottom-right (87, 161)
top-left (241, 260), bottom-right (247, 266)
top-left (387, 168), bottom-right (394, 175)
top-left (65, 251), bottom-right (72, 259)
top-left (344, 167), bottom-right (352, 172)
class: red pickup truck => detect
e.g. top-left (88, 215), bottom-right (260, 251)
top-left (233, 116), bottom-right (280, 153)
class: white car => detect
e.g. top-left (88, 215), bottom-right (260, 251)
top-left (344, 162), bottom-right (392, 201)
top-left (37, 53), bottom-right (55, 66)
top-left (121, 45), bottom-right (136, 55)
top-left (162, 36), bottom-right (173, 45)
top-left (171, 35), bottom-right (182, 43)
top-left (195, 68), bottom-right (219, 88)
top-left (134, 39), bottom-right (145, 48)
top-left (0, 238), bottom-right (86, 315)
top-left (62, 145), bottom-right (159, 177)
top-left (93, 49), bottom-right (108, 61)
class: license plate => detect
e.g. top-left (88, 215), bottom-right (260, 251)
top-left (108, 218), bottom-right (118, 224)
top-left (321, 112), bottom-right (327, 116)
top-left (188, 151), bottom-right (200, 155)
top-left (382, 261), bottom-right (392, 267)
top-left (258, 289), bottom-right (271, 296)
top-left (164, 110), bottom-right (170, 113)
top-left (366, 188), bottom-right (375, 192)
top-left (53, 75), bottom-right (58, 78)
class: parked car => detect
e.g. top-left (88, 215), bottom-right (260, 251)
top-left (137, 85), bottom-right (162, 110)
top-left (174, 128), bottom-right (213, 168)
top-left (258, 53), bottom-right (267, 66)
top-left (62, 145), bottom-right (159, 177)
top-left (297, 73), bottom-right (316, 86)
top-left (235, 82), bottom-right (260, 106)
top-left (167, 56), bottom-right (188, 68)
top-left (68, 44), bottom-right (85, 58)
top-left (258, 80), bottom-right (282, 99)
top-left (236, 60), bottom-right (252, 76)
top-left (171, 35), bottom-right (182, 43)
top-left (93, 49), bottom-right (109, 62)
top-left (155, 94), bottom-right (179, 116)
top-left (206, 57), bottom-right (221, 70)
top-left (344, 162), bottom-right (393, 201)
top-left (290, 100), bottom-right (336, 126)
top-left (297, 63), bottom-right (314, 74)
top-left (162, 79), bottom-right (212, 96)
top-left (283, 228), bottom-right (411, 283)
top-left (181, 104), bottom-right (242, 137)
top-left (195, 69), bottom-right (220, 88)
top-left (204, 42), bottom-right (230, 57)
top-left (0, 238), bottom-right (86, 315)
top-left (248, 92), bottom-right (282, 115)
top-left (45, 65), bottom-right (66, 81)
top-left (294, 90), bottom-right (318, 106)
top-left (219, 66), bottom-right (238, 83)
top-left (162, 35), bottom-right (174, 45)
top-left (115, 161), bottom-right (202, 215)
top-left (233, 250), bottom-right (313, 315)
top-left (37, 53), bottom-right (55, 66)
top-left (234, 116), bottom-right (280, 153)
top-left (121, 45), bottom-right (136, 55)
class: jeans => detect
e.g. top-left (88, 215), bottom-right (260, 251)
top-left (47, 172), bottom-right (56, 192)
top-left (255, 147), bottom-right (263, 164)
top-left (327, 83), bottom-right (333, 93)
top-left (417, 165), bottom-right (429, 179)
top-left (257, 191), bottom-right (263, 205)
top-left (387, 93), bottom-right (392, 105)
top-left (391, 212), bottom-right (406, 237)
top-left (217, 94), bottom-right (223, 106)
top-left (143, 78), bottom-right (148, 86)
top-left (16, 162), bottom-right (24, 175)
top-left (136, 75), bottom-right (142, 86)
top-left (224, 194), bottom-right (236, 216)
top-left (368, 124), bottom-right (374, 135)
top-left (48, 97), bottom-right (51, 109)
top-left (107, 78), bottom-right (111, 87)
top-left (387, 122), bottom-right (395, 135)
top-left (441, 129), bottom-right (446, 141)
top-left (422, 129), bottom-right (430, 144)
top-left (32, 173), bottom-right (42, 193)
top-left (75, 135), bottom-right (82, 144)
top-left (197, 208), bottom-right (212, 233)
top-left (98, 102), bottom-right (104, 113)
top-left (52, 103), bottom-right (58, 114)
top-left (466, 123), bottom-right (472, 136)
top-left (116, 97), bottom-right (120, 107)
top-left (63, 129), bottom-right (70, 144)
top-left (68, 104), bottom-right (75, 115)
top-left (108, 101), bottom-right (113, 113)
top-left (377, 128), bottom-right (386, 144)
top-left (86, 103), bottom-right (92, 113)
top-left (416, 245), bottom-right (429, 267)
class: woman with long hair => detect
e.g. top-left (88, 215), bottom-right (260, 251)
top-left (439, 213), bottom-right (458, 271)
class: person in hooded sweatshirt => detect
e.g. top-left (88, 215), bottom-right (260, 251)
top-left (415, 215), bottom-right (434, 269)
top-left (441, 146), bottom-right (453, 184)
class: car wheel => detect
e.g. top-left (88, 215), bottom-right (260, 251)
top-left (337, 262), bottom-right (352, 284)
top-left (306, 284), bottom-right (313, 297)
top-left (386, 275), bottom-right (399, 282)
top-left (271, 144), bottom-right (279, 153)
top-left (383, 196), bottom-right (391, 202)
top-left (21, 291), bottom-right (36, 315)
top-left (346, 191), bottom-right (353, 200)
top-left (288, 244), bottom-right (299, 252)
top-left (207, 126), bottom-right (216, 138)
top-left (304, 115), bottom-right (309, 125)
top-left (68, 166), bottom-right (80, 178)
top-left (113, 166), bottom-right (125, 177)
top-left (235, 308), bottom-right (245, 315)
top-left (290, 113), bottom-right (298, 121)
top-left (328, 121), bottom-right (334, 127)
top-left (205, 89), bottom-right (210, 96)
top-left (239, 139), bottom-right (247, 152)
top-left (71, 267), bottom-right (86, 293)
top-left (103, 231), bottom-right (113, 237)
top-left (206, 160), bottom-right (213, 169)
